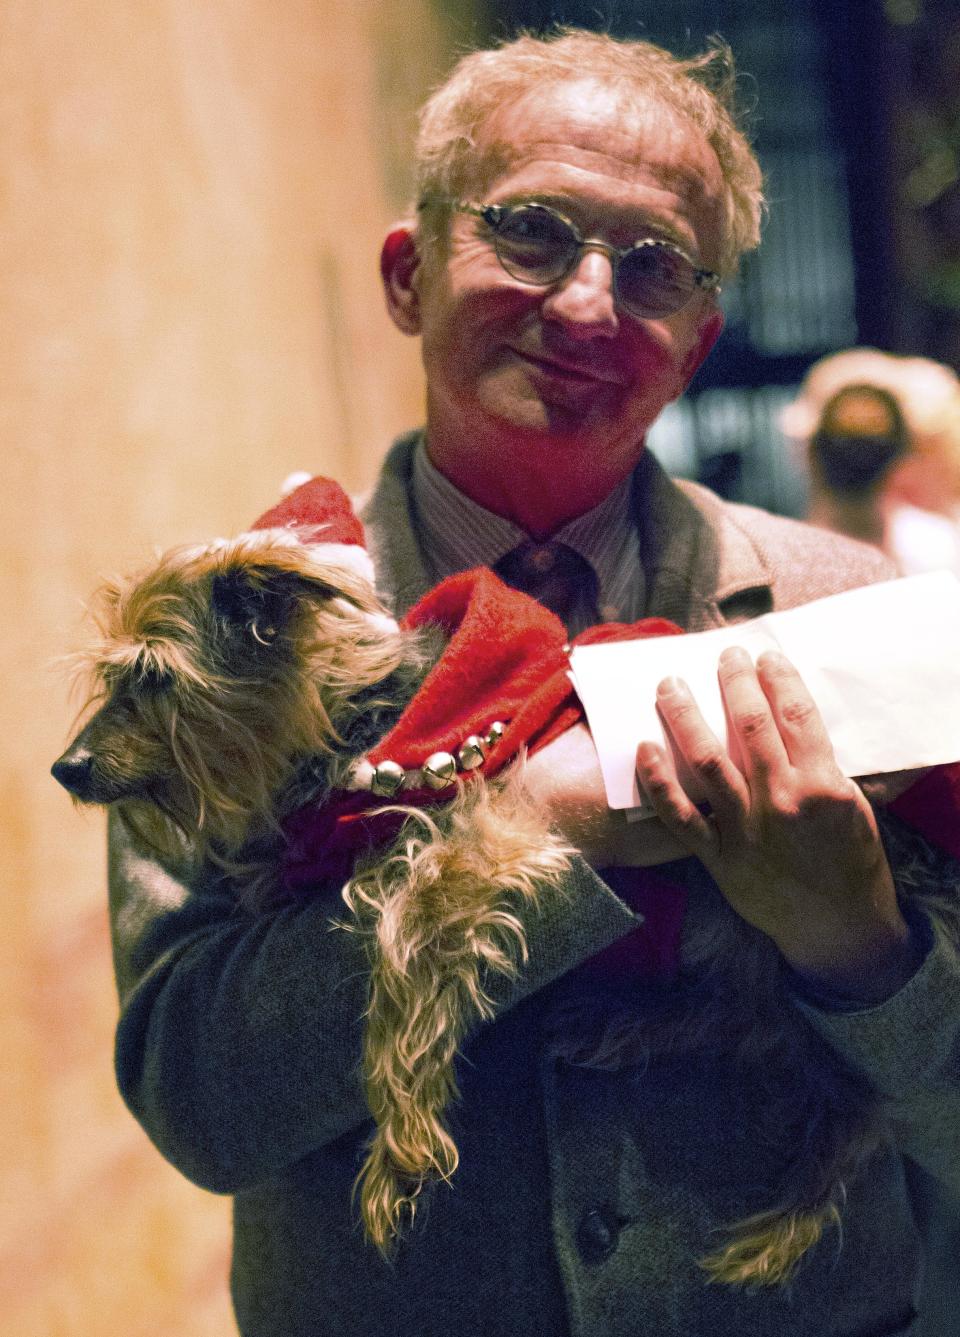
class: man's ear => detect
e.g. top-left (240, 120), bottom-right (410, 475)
top-left (381, 223), bottom-right (423, 336)
top-left (676, 308), bottom-right (725, 395)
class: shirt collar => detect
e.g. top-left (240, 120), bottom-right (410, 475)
top-left (410, 436), bottom-right (644, 622)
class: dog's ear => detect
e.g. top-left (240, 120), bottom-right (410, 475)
top-left (211, 567), bottom-right (309, 646)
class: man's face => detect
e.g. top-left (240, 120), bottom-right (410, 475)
top-left (390, 80), bottom-right (727, 519)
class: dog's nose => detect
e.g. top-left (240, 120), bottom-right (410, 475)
top-left (51, 748), bottom-right (95, 798)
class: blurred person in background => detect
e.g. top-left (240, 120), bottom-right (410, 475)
top-left (783, 347), bottom-right (960, 576)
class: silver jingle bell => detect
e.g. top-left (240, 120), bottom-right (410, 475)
top-left (370, 759), bottom-right (406, 797)
top-left (457, 735), bottom-right (486, 770)
top-left (485, 721), bottom-right (506, 748)
top-left (422, 751), bottom-right (457, 790)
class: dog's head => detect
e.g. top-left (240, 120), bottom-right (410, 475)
top-left (52, 529), bottom-right (415, 855)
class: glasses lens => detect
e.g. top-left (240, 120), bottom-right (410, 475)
top-left (492, 206), bottom-right (577, 284)
top-left (617, 242), bottom-right (696, 318)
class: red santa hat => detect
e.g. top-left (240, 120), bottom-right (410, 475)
top-left (250, 473), bottom-right (375, 583)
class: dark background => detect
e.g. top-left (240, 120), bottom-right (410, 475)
top-left (469, 0), bottom-right (960, 515)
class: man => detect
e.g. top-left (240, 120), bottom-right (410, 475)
top-left (109, 30), bottom-right (959, 1337)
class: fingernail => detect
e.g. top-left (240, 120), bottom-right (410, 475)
top-left (719, 645), bottom-right (751, 668)
top-left (757, 650), bottom-right (787, 670)
top-left (656, 675), bottom-right (686, 698)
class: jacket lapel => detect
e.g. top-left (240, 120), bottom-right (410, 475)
top-left (631, 451), bottom-right (775, 631)
top-left (357, 431), bottom-right (434, 617)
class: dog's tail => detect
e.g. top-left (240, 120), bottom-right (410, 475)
top-left (342, 770), bottom-right (574, 1253)
top-left (699, 1081), bottom-right (883, 1287)
top-left (700, 1201), bottom-right (843, 1289)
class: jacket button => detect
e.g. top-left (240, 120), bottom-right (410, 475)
top-left (576, 1206), bottom-right (620, 1264)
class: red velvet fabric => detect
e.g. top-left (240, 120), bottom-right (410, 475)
top-left (281, 566), bottom-right (682, 962)
top-left (890, 761), bottom-right (960, 860)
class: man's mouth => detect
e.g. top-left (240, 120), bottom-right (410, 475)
top-left (511, 348), bottom-right (623, 386)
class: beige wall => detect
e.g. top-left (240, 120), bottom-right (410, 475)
top-left (1, 2), bottom-right (479, 1332)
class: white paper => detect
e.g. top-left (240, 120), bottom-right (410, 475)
top-left (568, 570), bottom-right (960, 813)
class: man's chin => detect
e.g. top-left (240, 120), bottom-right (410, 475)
top-left (484, 395), bottom-right (622, 445)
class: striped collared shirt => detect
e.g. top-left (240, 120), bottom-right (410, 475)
top-left (410, 436), bottom-right (646, 635)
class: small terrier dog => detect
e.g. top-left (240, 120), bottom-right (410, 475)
top-left (52, 527), bottom-right (574, 1253)
top-left (52, 524), bottom-right (949, 1289)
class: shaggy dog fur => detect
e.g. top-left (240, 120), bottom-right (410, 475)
top-left (53, 529), bottom-right (574, 1255)
top-left (52, 527), bottom-right (957, 1288)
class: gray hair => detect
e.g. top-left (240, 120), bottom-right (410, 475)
top-left (414, 28), bottom-right (764, 276)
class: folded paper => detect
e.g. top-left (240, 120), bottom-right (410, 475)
top-left (568, 570), bottom-right (960, 813)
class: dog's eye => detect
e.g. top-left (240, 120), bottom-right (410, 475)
top-left (248, 619), bottom-right (278, 646)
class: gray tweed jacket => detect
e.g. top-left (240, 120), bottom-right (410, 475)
top-left (109, 434), bottom-right (960, 1337)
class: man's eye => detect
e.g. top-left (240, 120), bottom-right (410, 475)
top-left (509, 210), bottom-right (549, 238)
top-left (500, 208), bottom-right (570, 247)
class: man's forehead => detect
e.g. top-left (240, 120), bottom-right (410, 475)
top-left (471, 81), bottom-right (717, 184)
top-left (476, 78), bottom-right (694, 147)
top-left (464, 80), bottom-right (726, 254)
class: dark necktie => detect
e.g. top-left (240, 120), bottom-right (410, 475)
top-left (493, 540), bottom-right (599, 631)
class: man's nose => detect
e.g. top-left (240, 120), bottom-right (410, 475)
top-left (541, 250), bottom-right (619, 338)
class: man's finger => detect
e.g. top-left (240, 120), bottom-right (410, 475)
top-left (717, 645), bottom-right (789, 783)
top-left (635, 739), bottom-right (717, 852)
top-left (754, 650), bottom-right (836, 770)
top-left (653, 675), bottom-right (749, 814)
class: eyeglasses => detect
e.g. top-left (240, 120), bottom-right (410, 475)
top-left (431, 199), bottom-right (721, 319)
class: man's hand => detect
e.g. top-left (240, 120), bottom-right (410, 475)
top-left (523, 723), bottom-right (689, 868)
top-left (634, 646), bottom-right (922, 1003)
